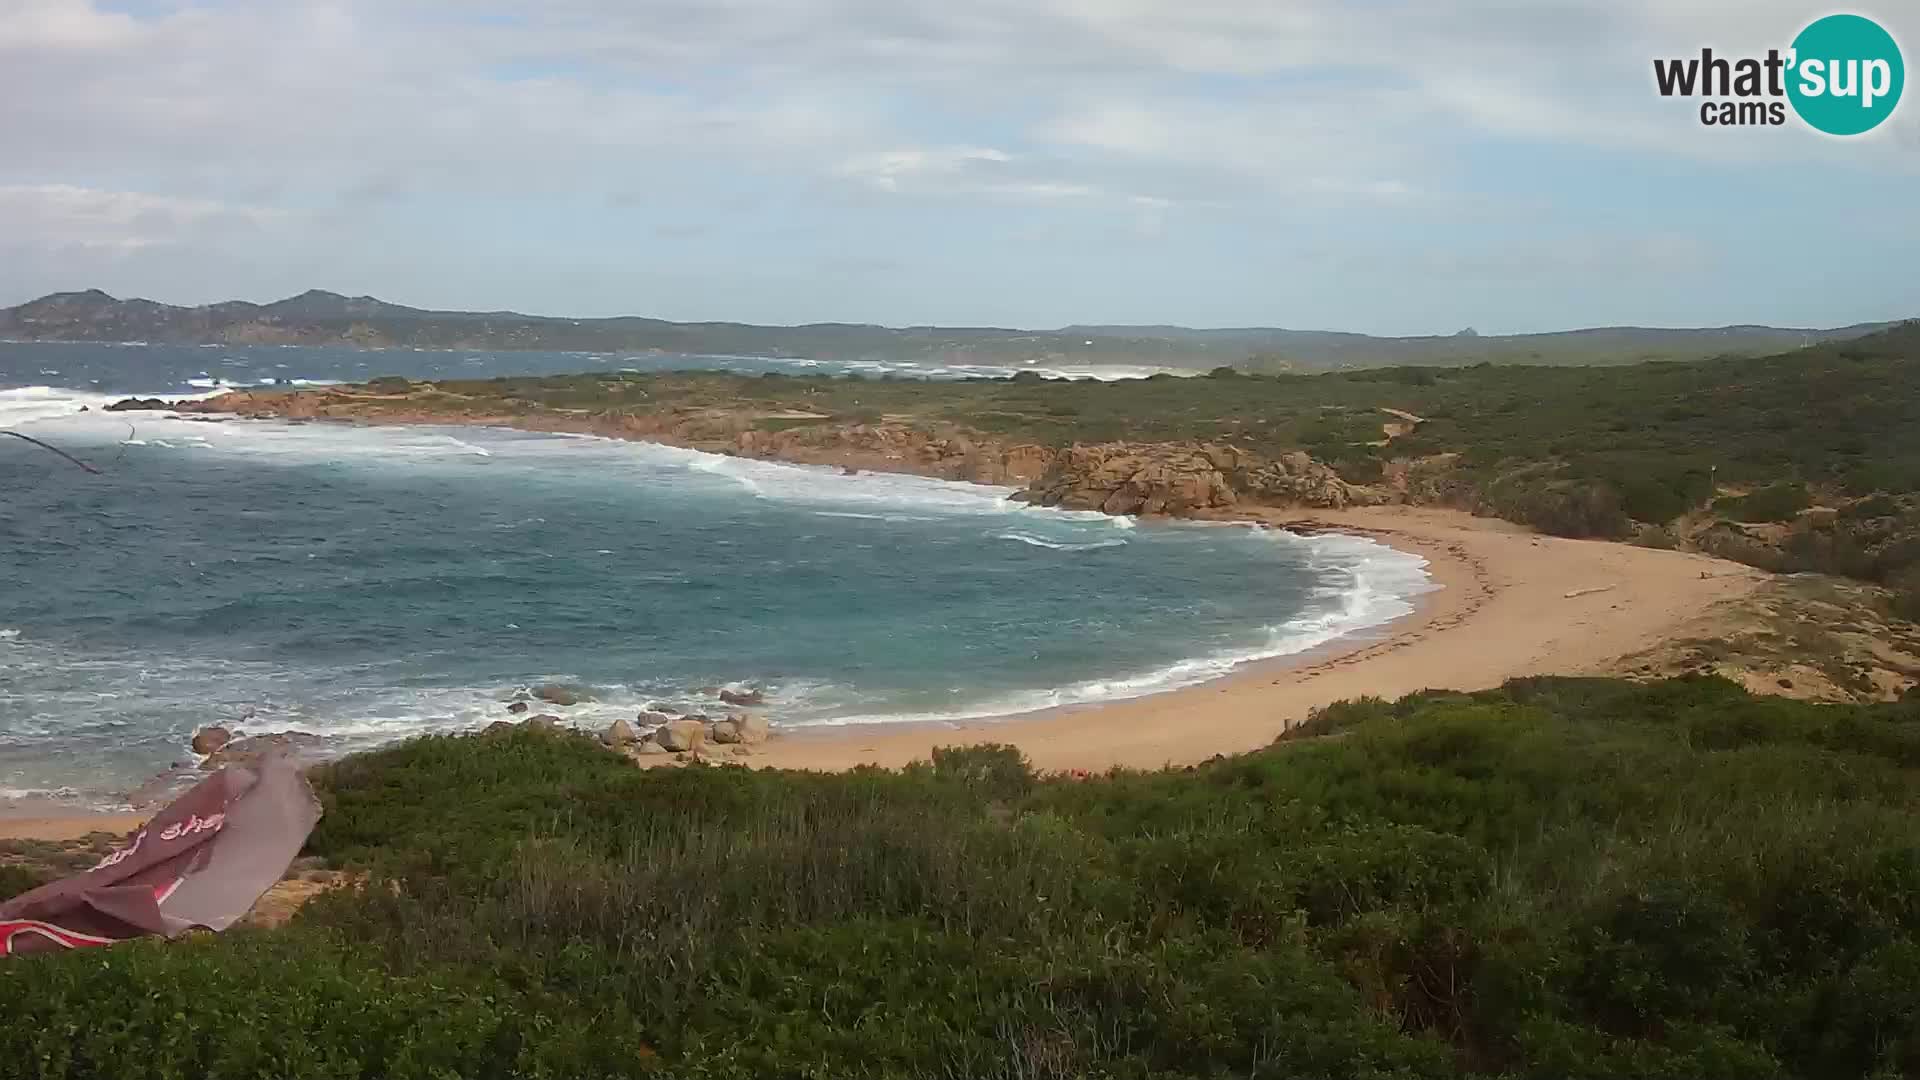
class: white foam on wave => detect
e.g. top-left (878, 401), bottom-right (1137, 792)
top-left (996, 530), bottom-right (1128, 552)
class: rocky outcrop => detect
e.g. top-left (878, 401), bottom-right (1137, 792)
top-left (654, 719), bottom-right (705, 753)
top-left (191, 726), bottom-right (234, 756)
top-left (177, 390), bottom-right (1371, 518)
top-left (1019, 443), bottom-right (1366, 516)
top-left (199, 731), bottom-right (327, 771)
top-left (532, 683), bottom-right (589, 706)
top-left (712, 712), bottom-right (770, 745)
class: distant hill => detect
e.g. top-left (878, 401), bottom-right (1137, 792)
top-left (0, 289), bottom-right (1896, 370)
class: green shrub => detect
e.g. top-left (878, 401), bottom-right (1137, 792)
top-left (8, 677), bottom-right (1920, 1077)
top-left (1715, 482), bottom-right (1814, 523)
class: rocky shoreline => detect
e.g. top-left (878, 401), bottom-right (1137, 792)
top-left (147, 387), bottom-right (1379, 519)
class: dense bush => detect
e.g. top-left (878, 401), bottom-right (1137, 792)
top-left (4, 678), bottom-right (1920, 1077)
top-left (1715, 481), bottom-right (1814, 523)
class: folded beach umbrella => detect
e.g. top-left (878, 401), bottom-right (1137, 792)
top-left (0, 755), bottom-right (322, 956)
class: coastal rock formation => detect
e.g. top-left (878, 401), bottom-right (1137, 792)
top-left (719, 712), bottom-right (770, 745)
top-left (602, 718), bottom-right (639, 747)
top-left (532, 683), bottom-right (588, 706)
top-left (1020, 443), bottom-right (1364, 516)
top-left (718, 688), bottom-right (764, 706)
top-left (199, 732), bottom-right (327, 771)
top-left (191, 726), bottom-right (234, 756)
top-left (655, 719), bottom-right (705, 753)
top-left (175, 388), bottom-right (1368, 518)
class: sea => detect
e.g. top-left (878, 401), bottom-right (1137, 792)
top-left (0, 341), bottom-right (1436, 806)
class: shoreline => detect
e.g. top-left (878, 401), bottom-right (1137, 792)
top-left (1, 407), bottom-right (1769, 836)
top-left (732, 504), bottom-right (1762, 773)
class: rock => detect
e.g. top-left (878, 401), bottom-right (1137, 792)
top-left (655, 719), bottom-right (706, 753)
top-left (678, 711), bottom-right (710, 724)
top-left (533, 683), bottom-right (589, 706)
top-left (730, 712), bottom-right (770, 745)
top-left (190, 725), bottom-right (234, 756)
top-left (1019, 442), bottom-right (1358, 517)
top-left (710, 718), bottom-right (740, 744)
top-left (718, 688), bottom-right (765, 706)
top-left (526, 714), bottom-right (562, 730)
top-left (602, 717), bottom-right (639, 747)
top-left (506, 701), bottom-right (529, 715)
top-left (636, 709), bottom-right (674, 725)
top-left (105, 397), bottom-right (171, 412)
top-left (199, 731), bottom-right (327, 771)
top-left (481, 720), bottom-right (517, 736)
top-left (627, 739), bottom-right (669, 758)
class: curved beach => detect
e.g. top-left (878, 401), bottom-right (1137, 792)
top-left (717, 504), bottom-right (1764, 772)
top-left (1, 503), bottom-right (1763, 840)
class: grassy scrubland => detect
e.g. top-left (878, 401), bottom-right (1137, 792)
top-left (5, 677), bottom-right (1920, 1078)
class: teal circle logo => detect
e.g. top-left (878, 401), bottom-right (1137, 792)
top-left (1787, 14), bottom-right (1904, 135)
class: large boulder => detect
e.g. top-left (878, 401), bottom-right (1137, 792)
top-left (602, 718), bottom-right (639, 747)
top-left (718, 687), bottom-right (764, 706)
top-left (655, 719), bottom-right (706, 753)
top-left (714, 712), bottom-right (770, 745)
top-left (532, 683), bottom-right (589, 706)
top-left (190, 725), bottom-right (234, 756)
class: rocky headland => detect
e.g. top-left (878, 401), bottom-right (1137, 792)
top-left (159, 386), bottom-right (1377, 517)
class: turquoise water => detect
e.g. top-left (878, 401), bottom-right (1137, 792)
top-left (1, 349), bottom-right (1433, 805)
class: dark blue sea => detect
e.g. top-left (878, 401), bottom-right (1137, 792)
top-left (0, 342), bottom-right (1431, 804)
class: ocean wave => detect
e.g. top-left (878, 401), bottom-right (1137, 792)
top-left (996, 530), bottom-right (1128, 552)
top-left (788, 530), bottom-right (1436, 729)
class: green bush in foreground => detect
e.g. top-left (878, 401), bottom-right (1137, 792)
top-left (3, 677), bottom-right (1920, 1078)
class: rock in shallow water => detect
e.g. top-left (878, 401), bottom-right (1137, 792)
top-left (190, 725), bottom-right (233, 756)
top-left (533, 683), bottom-right (590, 706)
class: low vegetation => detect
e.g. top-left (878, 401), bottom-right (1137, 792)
top-left (5, 677), bottom-right (1920, 1078)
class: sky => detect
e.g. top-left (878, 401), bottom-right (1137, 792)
top-left (1, 0), bottom-right (1916, 335)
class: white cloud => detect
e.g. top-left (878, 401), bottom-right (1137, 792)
top-left (0, 0), bottom-right (142, 52)
top-left (0, 185), bottom-right (286, 253)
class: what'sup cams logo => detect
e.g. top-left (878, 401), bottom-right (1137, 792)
top-left (1654, 13), bottom-right (1904, 135)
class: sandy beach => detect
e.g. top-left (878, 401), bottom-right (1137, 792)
top-left (1, 503), bottom-right (1766, 841)
top-left (730, 504), bottom-right (1766, 773)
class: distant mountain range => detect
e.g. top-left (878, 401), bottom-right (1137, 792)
top-left (0, 289), bottom-right (1900, 371)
